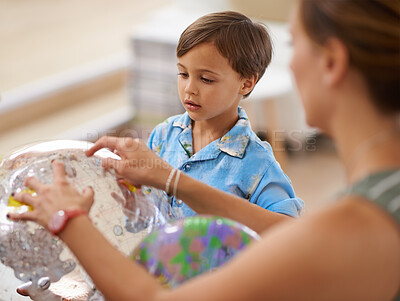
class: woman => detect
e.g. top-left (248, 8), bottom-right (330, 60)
top-left (10, 0), bottom-right (400, 300)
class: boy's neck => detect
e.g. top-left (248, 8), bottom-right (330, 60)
top-left (191, 114), bottom-right (239, 154)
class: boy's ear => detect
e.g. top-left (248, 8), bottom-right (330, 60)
top-left (240, 74), bottom-right (258, 95)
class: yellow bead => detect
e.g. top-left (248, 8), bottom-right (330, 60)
top-left (8, 189), bottom-right (34, 211)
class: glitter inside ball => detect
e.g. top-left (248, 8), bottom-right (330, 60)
top-left (0, 140), bottom-right (176, 299)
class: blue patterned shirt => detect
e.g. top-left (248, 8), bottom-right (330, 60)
top-left (148, 107), bottom-right (304, 217)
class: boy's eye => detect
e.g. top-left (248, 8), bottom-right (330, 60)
top-left (178, 72), bottom-right (188, 78)
top-left (201, 77), bottom-right (214, 83)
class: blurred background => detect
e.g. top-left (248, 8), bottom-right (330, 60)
top-left (0, 0), bottom-right (345, 213)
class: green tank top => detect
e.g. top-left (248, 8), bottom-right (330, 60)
top-left (346, 169), bottom-right (400, 300)
top-left (346, 169), bottom-right (400, 225)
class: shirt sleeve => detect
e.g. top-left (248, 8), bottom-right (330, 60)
top-left (250, 161), bottom-right (305, 217)
top-left (147, 127), bottom-right (157, 150)
top-left (147, 118), bottom-right (169, 153)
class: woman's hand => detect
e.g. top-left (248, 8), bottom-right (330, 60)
top-left (7, 160), bottom-right (94, 229)
top-left (85, 136), bottom-right (172, 190)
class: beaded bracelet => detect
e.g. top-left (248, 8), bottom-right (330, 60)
top-left (165, 168), bottom-right (177, 195)
top-left (173, 170), bottom-right (182, 197)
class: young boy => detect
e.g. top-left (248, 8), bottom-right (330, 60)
top-left (148, 11), bottom-right (304, 217)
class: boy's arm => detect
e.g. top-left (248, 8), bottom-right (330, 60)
top-left (87, 137), bottom-right (292, 233)
top-left (147, 116), bottom-right (174, 154)
top-left (249, 161), bottom-right (304, 218)
top-left (172, 171), bottom-right (292, 233)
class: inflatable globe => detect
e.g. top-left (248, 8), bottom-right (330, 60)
top-left (132, 215), bottom-right (260, 288)
top-left (0, 140), bottom-right (176, 300)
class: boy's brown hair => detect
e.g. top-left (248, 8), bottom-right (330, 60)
top-left (177, 11), bottom-right (272, 96)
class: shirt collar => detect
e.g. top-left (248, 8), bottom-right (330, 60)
top-left (172, 112), bottom-right (192, 130)
top-left (217, 107), bottom-right (250, 158)
top-left (173, 107), bottom-right (251, 159)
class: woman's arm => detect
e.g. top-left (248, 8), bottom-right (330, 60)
top-left (168, 198), bottom-right (400, 301)
top-left (59, 215), bottom-right (163, 301)
top-left (10, 168), bottom-right (400, 301)
top-left (86, 136), bottom-right (291, 233)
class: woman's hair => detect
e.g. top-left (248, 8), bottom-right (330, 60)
top-left (177, 11), bottom-right (272, 97)
top-left (299, 0), bottom-right (400, 114)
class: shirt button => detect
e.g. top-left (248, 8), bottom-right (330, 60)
top-left (177, 199), bottom-right (183, 205)
top-left (184, 164), bottom-right (191, 171)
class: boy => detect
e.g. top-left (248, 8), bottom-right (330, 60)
top-left (148, 11), bottom-right (303, 217)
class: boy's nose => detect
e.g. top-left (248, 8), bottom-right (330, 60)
top-left (184, 79), bottom-right (198, 95)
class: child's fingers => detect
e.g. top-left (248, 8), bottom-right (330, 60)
top-left (111, 191), bottom-right (126, 206)
top-left (52, 160), bottom-right (68, 183)
top-left (24, 176), bottom-right (44, 192)
top-left (82, 186), bottom-right (94, 205)
top-left (117, 179), bottom-right (140, 192)
top-left (7, 210), bottom-right (36, 223)
top-left (102, 158), bottom-right (124, 173)
top-left (83, 186), bottom-right (94, 198)
top-left (86, 136), bottom-right (142, 159)
top-left (14, 191), bottom-right (37, 207)
top-left (85, 136), bottom-right (121, 157)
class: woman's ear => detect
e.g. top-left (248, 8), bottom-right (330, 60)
top-left (240, 74), bottom-right (258, 95)
top-left (321, 37), bottom-right (349, 87)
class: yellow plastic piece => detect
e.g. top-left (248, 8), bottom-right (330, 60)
top-left (8, 189), bottom-right (35, 211)
top-left (123, 181), bottom-right (137, 193)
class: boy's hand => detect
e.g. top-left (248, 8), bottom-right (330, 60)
top-left (111, 179), bottom-right (140, 218)
top-left (86, 136), bottom-right (172, 190)
top-left (112, 179), bottom-right (156, 221)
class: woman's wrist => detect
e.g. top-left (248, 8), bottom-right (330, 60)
top-left (48, 209), bottom-right (88, 235)
top-left (58, 213), bottom-right (91, 241)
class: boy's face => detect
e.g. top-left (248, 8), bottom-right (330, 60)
top-left (177, 42), bottom-right (251, 128)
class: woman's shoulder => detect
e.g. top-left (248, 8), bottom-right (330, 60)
top-left (330, 194), bottom-right (399, 232)
top-left (259, 199), bottom-right (400, 300)
top-left (345, 169), bottom-right (400, 227)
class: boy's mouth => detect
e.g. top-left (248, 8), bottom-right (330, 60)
top-left (184, 100), bottom-right (201, 111)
